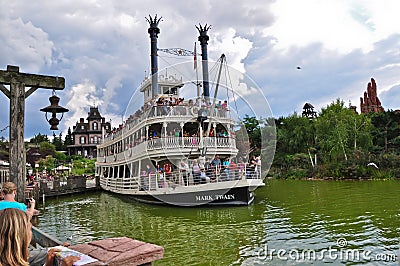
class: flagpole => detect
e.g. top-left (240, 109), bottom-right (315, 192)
top-left (194, 42), bottom-right (200, 99)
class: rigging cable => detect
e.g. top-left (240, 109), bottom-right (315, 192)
top-left (223, 58), bottom-right (239, 120)
top-left (0, 125), bottom-right (9, 134)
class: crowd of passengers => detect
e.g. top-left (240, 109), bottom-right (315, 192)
top-left (104, 125), bottom-right (233, 156)
top-left (104, 96), bottom-right (230, 139)
top-left (140, 155), bottom-right (261, 188)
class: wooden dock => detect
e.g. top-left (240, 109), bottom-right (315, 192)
top-left (31, 227), bottom-right (164, 266)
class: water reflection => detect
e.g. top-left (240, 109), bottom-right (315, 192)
top-left (36, 180), bottom-right (400, 265)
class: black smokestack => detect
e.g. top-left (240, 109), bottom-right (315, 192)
top-left (146, 15), bottom-right (162, 98)
top-left (196, 24), bottom-right (211, 101)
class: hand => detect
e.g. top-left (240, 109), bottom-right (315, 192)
top-left (45, 248), bottom-right (62, 266)
top-left (61, 255), bottom-right (81, 266)
top-left (46, 248), bottom-right (80, 266)
top-left (29, 197), bottom-right (35, 205)
top-left (61, 242), bottom-right (71, 247)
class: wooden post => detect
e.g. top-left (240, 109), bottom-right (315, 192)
top-left (0, 65), bottom-right (65, 201)
top-left (9, 81), bottom-right (26, 200)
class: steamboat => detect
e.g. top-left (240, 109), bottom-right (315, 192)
top-left (95, 15), bottom-right (265, 206)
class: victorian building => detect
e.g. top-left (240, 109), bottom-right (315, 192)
top-left (66, 107), bottom-right (111, 158)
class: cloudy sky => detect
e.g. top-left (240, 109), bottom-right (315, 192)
top-left (1, 0), bottom-right (400, 140)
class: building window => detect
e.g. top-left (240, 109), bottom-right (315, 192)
top-left (80, 136), bottom-right (86, 144)
top-left (81, 125), bottom-right (85, 130)
top-left (93, 122), bottom-right (98, 130)
top-left (94, 136), bottom-right (98, 143)
top-left (90, 137), bottom-right (94, 144)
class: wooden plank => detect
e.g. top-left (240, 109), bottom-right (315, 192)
top-left (0, 69), bottom-right (65, 89)
top-left (70, 237), bottom-right (164, 266)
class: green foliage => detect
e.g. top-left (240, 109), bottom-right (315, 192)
top-left (30, 133), bottom-right (49, 144)
top-left (314, 99), bottom-right (372, 163)
top-left (52, 132), bottom-right (64, 151)
top-left (242, 115), bottom-right (261, 155)
top-left (370, 169), bottom-right (394, 179)
top-left (64, 127), bottom-right (73, 146)
top-left (70, 157), bottom-right (96, 176)
top-left (369, 110), bottom-right (400, 153)
top-left (39, 141), bottom-right (56, 157)
top-left (285, 169), bottom-right (309, 179)
top-left (54, 151), bottom-right (67, 162)
top-left (37, 155), bottom-right (56, 172)
top-left (276, 113), bottom-right (315, 154)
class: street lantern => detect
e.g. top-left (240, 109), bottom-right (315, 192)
top-left (40, 91), bottom-right (69, 130)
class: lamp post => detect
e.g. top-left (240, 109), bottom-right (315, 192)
top-left (0, 65), bottom-right (67, 201)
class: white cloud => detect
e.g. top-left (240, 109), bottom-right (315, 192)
top-left (266, 0), bottom-right (376, 54)
top-left (0, 17), bottom-right (53, 72)
top-left (64, 81), bottom-right (102, 130)
top-left (210, 28), bottom-right (253, 73)
top-left (2, 0), bottom-right (400, 139)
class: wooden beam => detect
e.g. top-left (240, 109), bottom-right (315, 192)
top-left (0, 66), bottom-right (65, 90)
top-left (0, 84), bottom-right (10, 98)
top-left (0, 65), bottom-right (67, 201)
top-left (25, 86), bottom-right (38, 98)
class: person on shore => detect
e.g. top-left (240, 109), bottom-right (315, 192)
top-left (0, 208), bottom-right (80, 266)
top-left (0, 182), bottom-right (37, 217)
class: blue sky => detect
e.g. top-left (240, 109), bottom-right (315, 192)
top-left (1, 0), bottom-right (400, 140)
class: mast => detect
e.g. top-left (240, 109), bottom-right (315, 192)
top-left (196, 24), bottom-right (211, 102)
top-left (206, 54), bottom-right (225, 136)
top-left (146, 15), bottom-right (162, 98)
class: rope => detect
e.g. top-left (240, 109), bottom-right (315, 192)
top-left (0, 126), bottom-right (9, 133)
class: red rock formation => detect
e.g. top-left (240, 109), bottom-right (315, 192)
top-left (360, 78), bottom-right (384, 114)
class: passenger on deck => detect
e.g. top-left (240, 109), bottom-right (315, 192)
top-left (0, 208), bottom-right (80, 266)
top-left (0, 182), bottom-right (37, 217)
top-left (192, 159), bottom-right (201, 185)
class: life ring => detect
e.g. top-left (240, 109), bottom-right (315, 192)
top-left (190, 106), bottom-right (198, 116)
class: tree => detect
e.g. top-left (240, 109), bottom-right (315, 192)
top-left (30, 133), bottom-right (49, 145)
top-left (64, 127), bottom-right (73, 146)
top-left (369, 110), bottom-right (400, 153)
top-left (52, 132), bottom-right (64, 151)
top-left (314, 99), bottom-right (371, 162)
top-left (276, 113), bottom-right (315, 155)
top-left (242, 115), bottom-right (261, 155)
top-left (39, 141), bottom-right (56, 157)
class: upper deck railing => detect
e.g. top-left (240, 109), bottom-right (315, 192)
top-left (102, 103), bottom-right (232, 143)
top-left (97, 136), bottom-right (237, 160)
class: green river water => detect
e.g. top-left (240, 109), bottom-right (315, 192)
top-left (36, 180), bottom-right (399, 265)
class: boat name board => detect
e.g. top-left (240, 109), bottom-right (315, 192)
top-left (195, 194), bottom-right (235, 201)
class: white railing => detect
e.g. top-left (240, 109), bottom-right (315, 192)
top-left (102, 105), bottom-right (231, 142)
top-left (100, 162), bottom-right (262, 192)
top-left (98, 137), bottom-right (236, 161)
top-left (144, 137), bottom-right (234, 151)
